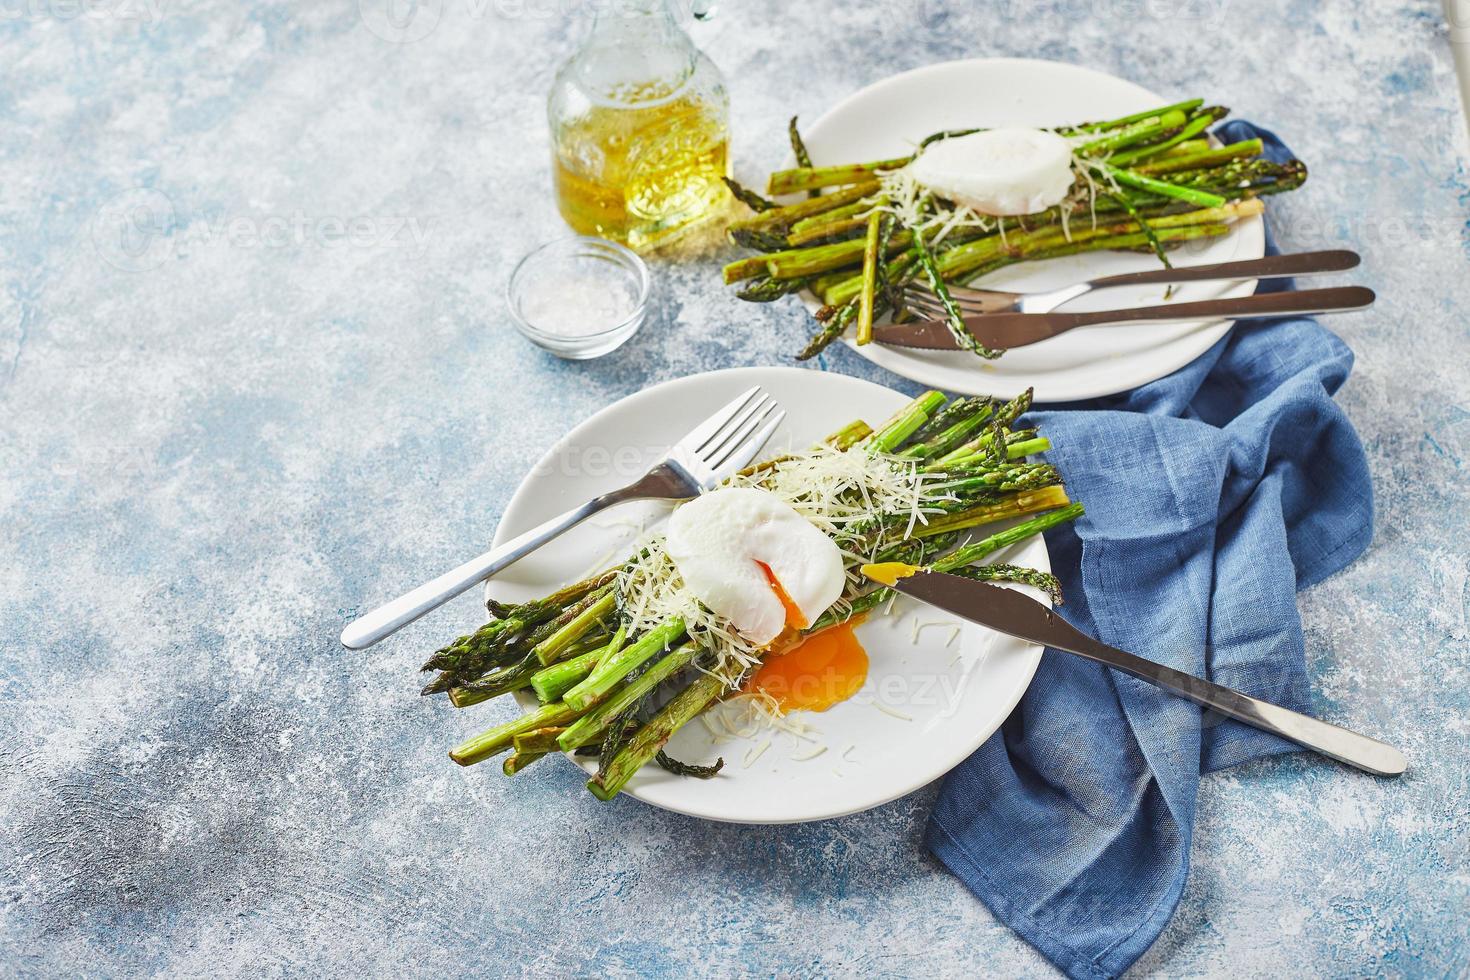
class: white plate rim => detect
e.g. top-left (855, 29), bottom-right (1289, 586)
top-left (488, 365), bottom-right (1048, 823)
top-left (796, 57), bottom-right (1265, 401)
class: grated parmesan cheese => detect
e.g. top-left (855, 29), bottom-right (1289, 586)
top-left (742, 739), bottom-right (771, 768)
top-left (912, 619), bottom-right (963, 646)
top-left (871, 701), bottom-right (914, 722)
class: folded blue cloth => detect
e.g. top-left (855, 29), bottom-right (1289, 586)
top-left (926, 122), bottom-right (1374, 979)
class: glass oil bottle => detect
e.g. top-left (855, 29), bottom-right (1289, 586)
top-left (548, 0), bottom-right (730, 250)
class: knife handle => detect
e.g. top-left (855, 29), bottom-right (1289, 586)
top-left (977, 285), bottom-right (1377, 333)
top-left (1057, 630), bottom-right (1407, 777)
top-left (1082, 250), bottom-right (1360, 291)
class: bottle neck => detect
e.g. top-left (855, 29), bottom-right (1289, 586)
top-left (577, 0), bottom-right (697, 106)
top-left (586, 0), bottom-right (684, 46)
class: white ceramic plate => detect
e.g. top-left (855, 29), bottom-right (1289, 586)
top-left (799, 58), bottom-right (1264, 401)
top-left (488, 366), bottom-right (1049, 824)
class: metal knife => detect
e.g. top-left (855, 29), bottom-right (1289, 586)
top-left (864, 566), bottom-right (1406, 777)
top-left (875, 285), bottom-right (1376, 351)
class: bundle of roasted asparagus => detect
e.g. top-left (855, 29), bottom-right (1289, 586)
top-left (421, 389), bottom-right (1085, 801)
top-left (721, 99), bottom-right (1307, 358)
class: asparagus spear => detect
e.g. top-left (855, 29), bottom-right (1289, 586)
top-left (936, 563), bottom-right (1063, 604)
top-left (450, 701), bottom-right (584, 767)
top-left (563, 619), bottom-right (687, 711)
top-left (789, 200), bottom-right (873, 237)
top-left (512, 727), bottom-right (566, 755)
top-left (726, 181), bottom-right (882, 245)
top-left (936, 502), bottom-right (1086, 568)
top-left (1107, 192), bottom-right (1173, 269)
top-left (1108, 106), bottom-right (1228, 166)
top-left (766, 158), bottom-right (911, 196)
top-left (796, 299), bottom-right (860, 361)
top-left (558, 642), bottom-right (699, 751)
top-left (586, 673), bottom-right (727, 800)
top-left (912, 228), bottom-right (999, 358)
top-left (530, 625), bottom-right (626, 702)
top-left (723, 176), bottom-right (775, 212)
top-left (727, 227), bottom-right (914, 284)
top-left (936, 462), bottom-right (1062, 498)
top-left (787, 214), bottom-right (870, 248)
top-left (873, 213), bottom-right (906, 314)
top-left (1089, 161), bottom-right (1227, 208)
top-left (863, 390), bottom-right (947, 454)
top-left (736, 276), bottom-right (810, 302)
top-left (1075, 108), bottom-right (1189, 156)
top-left (788, 116), bottom-right (824, 200)
top-left (901, 397), bottom-right (994, 457)
top-left (913, 485), bottom-right (1073, 539)
top-left (856, 211), bottom-right (883, 345)
top-left (728, 225), bottom-right (793, 253)
top-left (655, 750), bottom-right (724, 778)
top-left (422, 572), bottom-right (615, 681)
top-left (1135, 138), bottom-right (1263, 174)
top-left (445, 653), bottom-right (547, 706)
top-left (824, 419), bottom-right (874, 450)
top-left (532, 590), bottom-right (616, 665)
top-left (1064, 98), bottom-right (1205, 134)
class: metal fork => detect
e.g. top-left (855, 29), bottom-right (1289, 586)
top-left (340, 386), bottom-right (785, 650)
top-left (903, 250), bottom-right (1361, 318)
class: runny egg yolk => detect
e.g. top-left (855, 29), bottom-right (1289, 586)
top-left (749, 624), bottom-right (869, 713)
top-left (758, 561), bottom-right (808, 630)
top-left (747, 602), bottom-right (870, 714)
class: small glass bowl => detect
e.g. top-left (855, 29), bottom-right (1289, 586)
top-left (506, 236), bottom-right (651, 359)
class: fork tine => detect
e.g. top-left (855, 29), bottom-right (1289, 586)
top-left (685, 386), bottom-right (763, 455)
top-left (947, 284), bottom-right (1003, 299)
top-left (706, 401), bottom-right (780, 472)
top-left (713, 408), bottom-right (786, 475)
top-left (902, 287), bottom-right (943, 307)
top-left (902, 288), bottom-right (994, 315)
top-left (901, 291), bottom-right (950, 316)
top-left (700, 392), bottom-right (773, 462)
top-left (905, 279), bottom-right (1011, 300)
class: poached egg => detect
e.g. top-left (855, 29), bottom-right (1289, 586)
top-left (905, 127), bottom-right (1075, 216)
top-left (665, 486), bottom-right (845, 647)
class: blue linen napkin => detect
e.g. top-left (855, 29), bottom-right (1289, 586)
top-left (925, 122), bottom-right (1374, 979)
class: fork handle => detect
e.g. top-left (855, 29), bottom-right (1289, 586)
top-left (339, 477), bottom-right (663, 650)
top-left (1023, 285), bottom-right (1376, 332)
top-left (1082, 249), bottom-right (1360, 291)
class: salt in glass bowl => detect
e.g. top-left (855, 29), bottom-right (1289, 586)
top-left (505, 236), bottom-right (651, 359)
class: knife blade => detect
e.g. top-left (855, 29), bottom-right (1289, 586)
top-left (875, 285), bottom-right (1376, 351)
top-left (870, 567), bottom-right (1406, 777)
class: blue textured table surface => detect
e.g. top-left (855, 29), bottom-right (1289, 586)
top-left (2, 2), bottom-right (1467, 975)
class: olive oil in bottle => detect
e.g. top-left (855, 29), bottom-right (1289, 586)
top-left (548, 2), bottom-right (730, 250)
